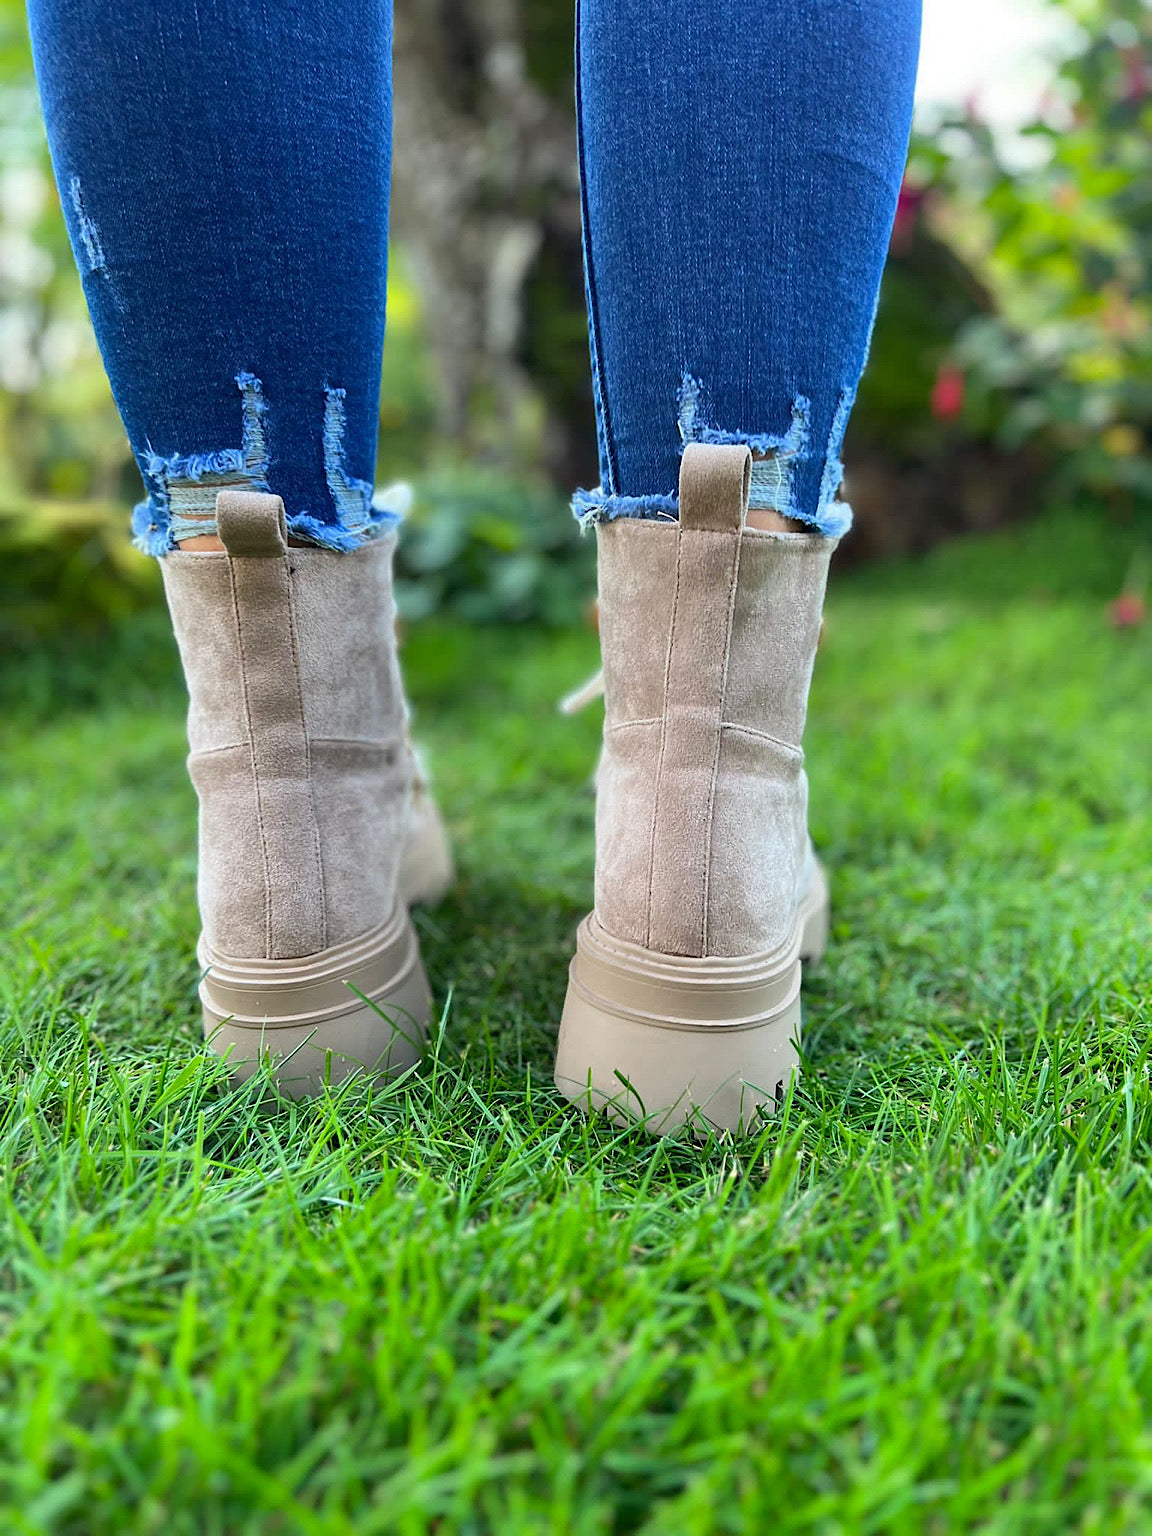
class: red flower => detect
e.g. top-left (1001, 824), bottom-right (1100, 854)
top-left (930, 363), bottom-right (965, 421)
top-left (1121, 47), bottom-right (1150, 103)
top-left (891, 178), bottom-right (924, 252)
top-left (1109, 593), bottom-right (1146, 629)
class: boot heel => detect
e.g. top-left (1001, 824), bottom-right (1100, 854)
top-left (554, 916), bottom-right (802, 1136)
top-left (199, 907), bottom-right (431, 1098)
top-left (798, 855), bottom-right (831, 964)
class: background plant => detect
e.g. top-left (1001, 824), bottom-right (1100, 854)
top-left (924, 0), bottom-right (1152, 514)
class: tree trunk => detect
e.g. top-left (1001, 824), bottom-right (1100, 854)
top-left (391, 0), bottom-right (596, 486)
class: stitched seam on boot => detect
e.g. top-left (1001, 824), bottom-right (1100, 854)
top-left (187, 740), bottom-right (251, 759)
top-left (643, 532), bottom-right (684, 950)
top-left (284, 561), bottom-right (328, 954)
top-left (605, 718), bottom-right (662, 733)
top-left (721, 722), bottom-right (804, 759)
top-left (310, 736), bottom-right (395, 750)
top-left (699, 528), bottom-right (743, 955)
top-left (228, 561), bottom-right (274, 960)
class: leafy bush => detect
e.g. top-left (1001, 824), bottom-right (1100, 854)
top-left (0, 499), bottom-right (157, 649)
top-left (393, 470), bottom-right (593, 627)
top-left (925, 0), bottom-right (1152, 513)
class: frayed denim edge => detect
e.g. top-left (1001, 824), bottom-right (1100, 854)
top-left (794, 498), bottom-right (853, 539)
top-left (573, 486), bottom-right (851, 537)
top-left (133, 372), bottom-right (400, 556)
top-left (285, 506), bottom-right (400, 552)
top-left (573, 374), bottom-right (853, 537)
top-left (136, 498), bottom-right (400, 556)
top-left (572, 489), bottom-right (680, 529)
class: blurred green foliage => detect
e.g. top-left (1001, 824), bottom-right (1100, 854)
top-left (394, 470), bottom-right (592, 627)
top-left (922, 0), bottom-right (1152, 511)
top-left (0, 500), bottom-right (157, 647)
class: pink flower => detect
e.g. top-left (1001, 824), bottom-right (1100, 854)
top-left (1121, 47), bottom-right (1150, 103)
top-left (931, 363), bottom-right (965, 421)
top-left (1109, 593), bottom-right (1146, 629)
top-left (891, 179), bottom-right (924, 251)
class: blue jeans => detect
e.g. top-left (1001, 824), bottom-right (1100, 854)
top-left (28, 0), bottom-right (920, 551)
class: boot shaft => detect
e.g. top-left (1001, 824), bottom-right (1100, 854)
top-left (594, 444), bottom-right (834, 958)
top-left (161, 491), bottom-right (410, 961)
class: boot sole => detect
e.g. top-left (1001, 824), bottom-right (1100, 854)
top-left (198, 906), bottom-right (431, 1098)
top-left (554, 862), bottom-right (830, 1137)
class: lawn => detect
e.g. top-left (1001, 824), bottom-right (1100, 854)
top-left (2, 509), bottom-right (1151, 1533)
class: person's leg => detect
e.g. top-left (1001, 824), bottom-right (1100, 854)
top-left (29, 0), bottom-right (442, 1092)
top-left (28, 0), bottom-right (393, 552)
top-left (556, 0), bottom-right (921, 1134)
top-left (573, 0), bottom-right (920, 534)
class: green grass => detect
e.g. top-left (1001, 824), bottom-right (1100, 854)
top-left (2, 508), bottom-right (1152, 1533)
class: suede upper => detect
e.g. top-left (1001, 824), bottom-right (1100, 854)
top-left (161, 490), bottom-right (409, 960)
top-left (594, 443), bottom-right (834, 959)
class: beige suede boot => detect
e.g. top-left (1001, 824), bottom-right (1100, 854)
top-left (398, 745), bottom-right (455, 906)
top-left (160, 489), bottom-right (431, 1096)
top-left (554, 442), bottom-right (834, 1135)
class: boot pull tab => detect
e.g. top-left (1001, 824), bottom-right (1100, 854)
top-left (215, 490), bottom-right (289, 558)
top-left (677, 443), bottom-right (752, 533)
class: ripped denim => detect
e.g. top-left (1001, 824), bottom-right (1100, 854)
top-left (574, 0), bottom-right (920, 537)
top-left (29, 0), bottom-right (394, 557)
top-left (135, 373), bottom-right (400, 555)
top-left (30, 0), bottom-right (920, 554)
top-left (575, 376), bottom-right (855, 539)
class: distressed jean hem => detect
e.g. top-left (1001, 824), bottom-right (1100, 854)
top-left (572, 486), bottom-right (852, 538)
top-left (129, 371), bottom-right (401, 557)
top-left (134, 498), bottom-right (402, 558)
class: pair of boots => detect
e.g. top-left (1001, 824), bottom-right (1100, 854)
top-left (162, 444), bottom-right (834, 1135)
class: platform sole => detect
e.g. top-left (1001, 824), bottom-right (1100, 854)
top-left (199, 906), bottom-right (431, 1098)
top-left (554, 863), bottom-right (830, 1137)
